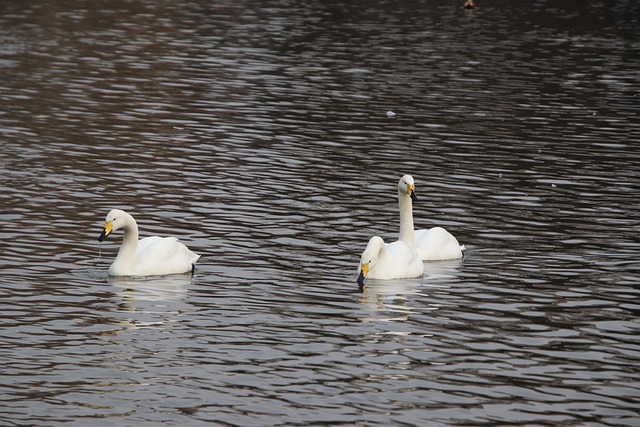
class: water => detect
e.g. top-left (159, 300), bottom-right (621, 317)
top-left (1, 0), bottom-right (639, 425)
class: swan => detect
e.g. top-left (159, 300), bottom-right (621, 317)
top-left (357, 176), bottom-right (424, 289)
top-left (356, 236), bottom-right (424, 290)
top-left (401, 175), bottom-right (465, 260)
top-left (98, 209), bottom-right (200, 276)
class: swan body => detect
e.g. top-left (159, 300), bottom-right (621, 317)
top-left (98, 209), bottom-right (200, 276)
top-left (357, 176), bottom-right (424, 288)
top-left (357, 236), bottom-right (424, 289)
top-left (415, 226), bottom-right (465, 260)
top-left (395, 174), bottom-right (464, 260)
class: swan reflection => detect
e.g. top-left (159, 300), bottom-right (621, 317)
top-left (423, 258), bottom-right (464, 280)
top-left (358, 258), bottom-right (464, 322)
top-left (358, 277), bottom-right (422, 322)
top-left (109, 274), bottom-right (192, 313)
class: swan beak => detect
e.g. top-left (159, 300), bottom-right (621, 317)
top-left (98, 221), bottom-right (113, 242)
top-left (408, 184), bottom-right (417, 202)
top-left (357, 263), bottom-right (369, 291)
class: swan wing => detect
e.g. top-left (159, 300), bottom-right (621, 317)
top-left (133, 236), bottom-right (200, 276)
top-left (366, 240), bottom-right (423, 280)
top-left (415, 227), bottom-right (464, 260)
top-left (386, 240), bottom-right (424, 278)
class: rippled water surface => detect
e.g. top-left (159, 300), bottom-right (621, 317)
top-left (1, 0), bottom-right (639, 425)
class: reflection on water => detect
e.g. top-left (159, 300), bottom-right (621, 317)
top-left (360, 259), bottom-right (464, 322)
top-left (110, 275), bottom-right (191, 306)
top-left (359, 278), bottom-right (422, 322)
top-left (1, 0), bottom-right (639, 425)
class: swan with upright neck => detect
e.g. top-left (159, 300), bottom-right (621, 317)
top-left (98, 209), bottom-right (200, 276)
top-left (357, 175), bottom-right (424, 289)
top-left (403, 176), bottom-right (465, 260)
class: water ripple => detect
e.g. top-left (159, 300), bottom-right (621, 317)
top-left (1, 0), bottom-right (639, 425)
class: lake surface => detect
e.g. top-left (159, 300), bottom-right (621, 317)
top-left (1, 0), bottom-right (639, 425)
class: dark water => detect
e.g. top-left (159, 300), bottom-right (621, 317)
top-left (1, 0), bottom-right (639, 425)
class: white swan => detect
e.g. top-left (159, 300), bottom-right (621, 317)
top-left (401, 174), bottom-right (464, 260)
top-left (357, 236), bottom-right (424, 289)
top-left (98, 209), bottom-right (200, 276)
top-left (357, 176), bottom-right (424, 289)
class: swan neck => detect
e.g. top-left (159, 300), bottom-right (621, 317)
top-left (374, 240), bottom-right (388, 267)
top-left (379, 242), bottom-right (388, 260)
top-left (117, 215), bottom-right (139, 262)
top-left (398, 192), bottom-right (415, 245)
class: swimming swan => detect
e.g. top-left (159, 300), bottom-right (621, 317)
top-left (357, 176), bottom-right (424, 289)
top-left (98, 209), bottom-right (200, 276)
top-left (402, 175), bottom-right (465, 260)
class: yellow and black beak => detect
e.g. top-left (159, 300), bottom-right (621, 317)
top-left (407, 183), bottom-right (417, 202)
top-left (98, 221), bottom-right (113, 242)
top-left (357, 263), bottom-right (369, 291)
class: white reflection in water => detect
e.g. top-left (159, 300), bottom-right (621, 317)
top-left (359, 277), bottom-right (422, 321)
top-left (423, 258), bottom-right (464, 280)
top-left (109, 275), bottom-right (191, 310)
top-left (359, 258), bottom-right (463, 322)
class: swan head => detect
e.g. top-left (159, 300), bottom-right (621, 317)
top-left (98, 209), bottom-right (129, 242)
top-left (357, 236), bottom-right (385, 290)
top-left (398, 174), bottom-right (417, 202)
